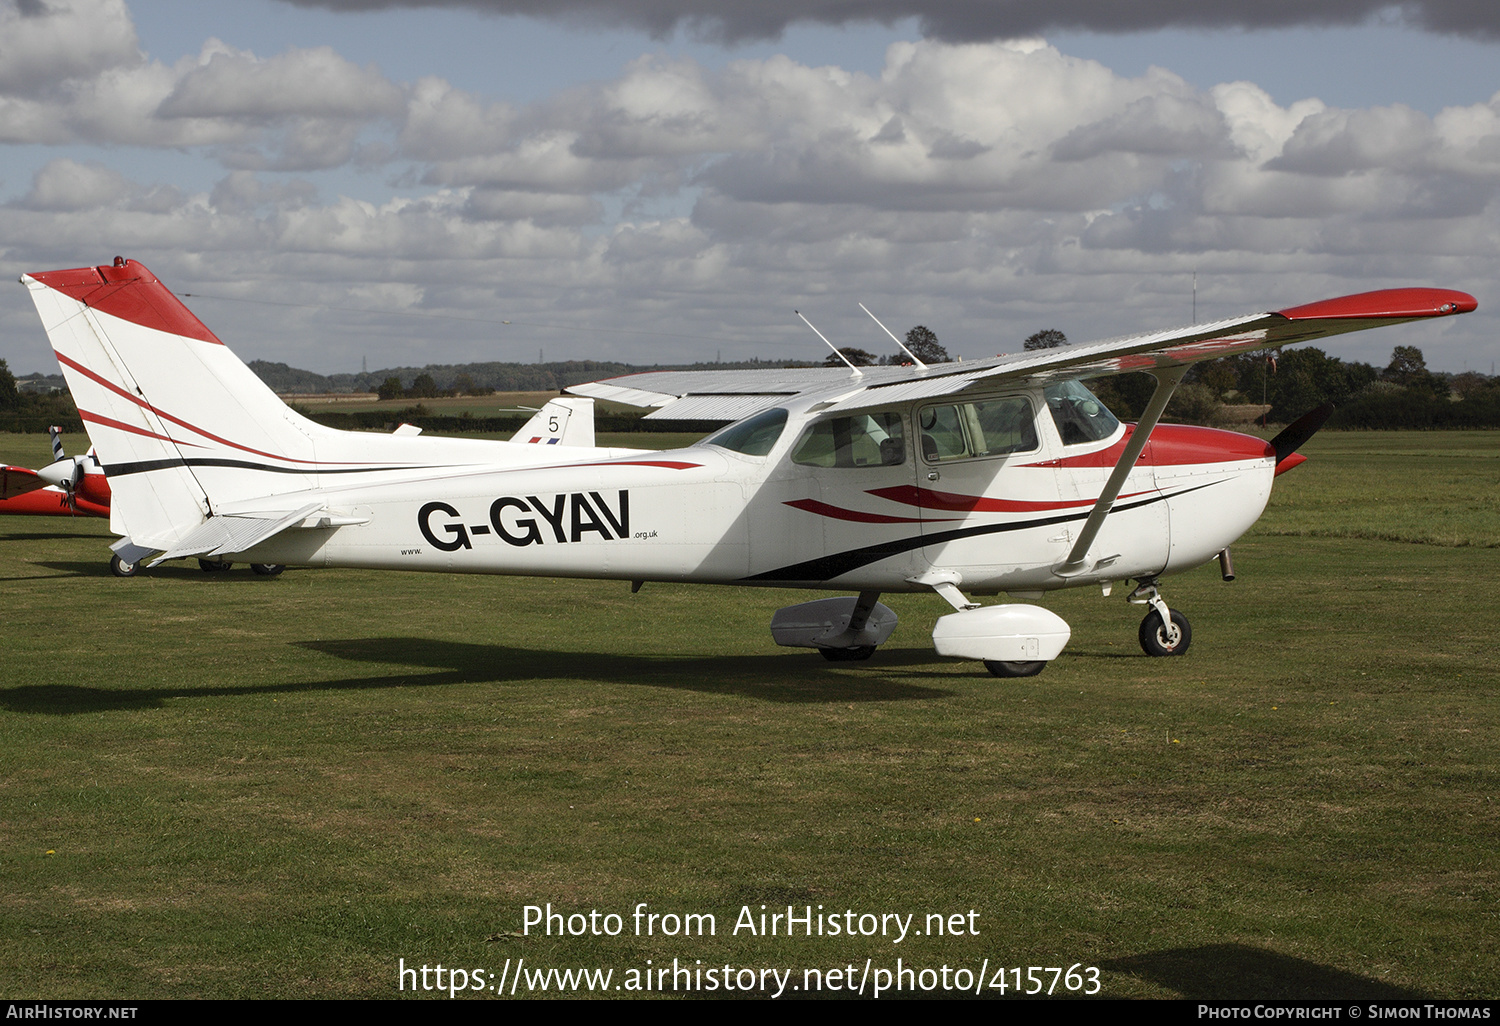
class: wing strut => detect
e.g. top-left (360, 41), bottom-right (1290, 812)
top-left (1054, 367), bottom-right (1186, 578)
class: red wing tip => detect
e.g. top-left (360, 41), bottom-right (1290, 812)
top-left (1277, 288), bottom-right (1477, 321)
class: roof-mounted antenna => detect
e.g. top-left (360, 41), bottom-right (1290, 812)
top-left (859, 303), bottom-right (927, 369)
top-left (796, 310), bottom-right (863, 377)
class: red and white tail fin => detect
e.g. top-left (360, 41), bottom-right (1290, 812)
top-left (22, 258), bottom-right (324, 550)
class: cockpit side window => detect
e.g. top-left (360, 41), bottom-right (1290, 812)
top-left (971, 397), bottom-right (1038, 455)
top-left (791, 412), bottom-right (905, 468)
top-left (1044, 380), bottom-right (1120, 445)
top-left (918, 396), bottom-right (1037, 462)
top-left (705, 407), bottom-right (788, 456)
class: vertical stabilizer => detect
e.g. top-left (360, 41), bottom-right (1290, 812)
top-left (510, 397), bottom-right (596, 447)
top-left (22, 259), bottom-right (323, 549)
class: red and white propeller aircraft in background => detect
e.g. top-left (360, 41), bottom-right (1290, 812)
top-left (20, 258), bottom-right (1475, 676)
top-left (0, 426), bottom-right (111, 519)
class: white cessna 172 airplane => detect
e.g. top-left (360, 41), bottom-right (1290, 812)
top-left (22, 258), bottom-right (1476, 676)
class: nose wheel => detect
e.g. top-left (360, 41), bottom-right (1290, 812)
top-left (1139, 607), bottom-right (1191, 656)
top-left (1129, 581), bottom-right (1192, 657)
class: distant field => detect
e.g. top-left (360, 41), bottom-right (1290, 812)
top-left (1258, 430), bottom-right (1498, 548)
top-left (289, 391), bottom-right (647, 419)
top-left (1, 429), bottom-right (1495, 999)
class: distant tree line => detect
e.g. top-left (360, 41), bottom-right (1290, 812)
top-left (0, 359), bottom-right (81, 433)
top-left (823, 326), bottom-right (952, 368)
top-left (1093, 345), bottom-right (1500, 428)
top-left (5, 341), bottom-right (1496, 436)
top-left (299, 406), bottom-right (720, 436)
top-left (1012, 329), bottom-right (1500, 428)
top-left (249, 356), bottom-right (818, 396)
top-left (375, 372), bottom-right (495, 401)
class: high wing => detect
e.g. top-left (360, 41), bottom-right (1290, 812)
top-left (569, 288), bottom-right (1476, 418)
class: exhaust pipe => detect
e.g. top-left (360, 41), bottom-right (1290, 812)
top-left (1218, 548), bottom-right (1236, 582)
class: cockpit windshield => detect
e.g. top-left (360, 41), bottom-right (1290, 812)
top-left (1043, 380), bottom-right (1120, 445)
top-left (704, 407), bottom-right (789, 456)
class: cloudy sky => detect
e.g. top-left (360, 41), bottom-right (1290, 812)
top-left (1, 0), bottom-right (1497, 376)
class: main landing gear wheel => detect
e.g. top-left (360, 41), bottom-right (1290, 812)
top-left (109, 554), bottom-right (141, 578)
top-left (984, 660), bottom-right (1046, 678)
top-left (198, 559), bottom-right (232, 572)
top-left (250, 564), bottom-right (285, 577)
top-left (1139, 608), bottom-right (1192, 657)
top-left (820, 646), bottom-right (875, 662)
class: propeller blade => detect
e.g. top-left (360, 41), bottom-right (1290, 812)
top-left (1270, 402), bottom-right (1335, 466)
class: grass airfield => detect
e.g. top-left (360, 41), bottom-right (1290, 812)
top-left (0, 431), bottom-right (1496, 999)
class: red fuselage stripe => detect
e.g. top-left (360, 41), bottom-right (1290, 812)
top-left (783, 498), bottom-right (941, 524)
top-left (865, 485), bottom-right (1128, 513)
top-left (1017, 423), bottom-right (1275, 470)
top-left (562, 460), bottom-right (703, 470)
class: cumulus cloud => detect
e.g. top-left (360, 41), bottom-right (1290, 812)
top-left (0, 19), bottom-right (407, 165)
top-left (208, 170), bottom-right (319, 214)
top-left (0, 0), bottom-right (141, 95)
top-left (2, 22), bottom-right (1497, 373)
top-left (16, 158), bottom-right (138, 210)
top-left (14, 158), bottom-right (184, 212)
top-left (464, 188), bottom-right (604, 226)
top-left (399, 76), bottom-right (515, 159)
top-left (155, 45), bottom-right (405, 122)
top-left (270, 0), bottom-right (1500, 43)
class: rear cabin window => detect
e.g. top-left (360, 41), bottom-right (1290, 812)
top-left (918, 397), bottom-right (1037, 463)
top-left (791, 412), bottom-right (906, 468)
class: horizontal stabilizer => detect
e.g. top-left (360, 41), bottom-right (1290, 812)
top-left (149, 502), bottom-right (323, 565)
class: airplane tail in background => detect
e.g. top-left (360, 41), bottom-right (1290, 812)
top-left (510, 397), bottom-right (596, 447)
top-left (23, 258), bottom-right (332, 550)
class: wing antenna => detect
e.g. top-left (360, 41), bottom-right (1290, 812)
top-left (796, 310), bottom-right (863, 378)
top-left (859, 303), bottom-right (927, 369)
